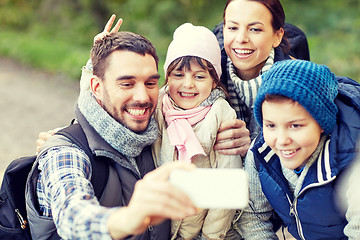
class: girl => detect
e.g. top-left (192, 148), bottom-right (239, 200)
top-left (152, 23), bottom-right (242, 240)
top-left (239, 59), bottom-right (360, 239)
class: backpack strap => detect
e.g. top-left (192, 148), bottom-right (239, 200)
top-left (55, 123), bottom-right (109, 200)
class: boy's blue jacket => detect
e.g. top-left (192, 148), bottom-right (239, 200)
top-left (251, 76), bottom-right (360, 240)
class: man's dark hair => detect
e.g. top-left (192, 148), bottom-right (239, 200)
top-left (91, 31), bottom-right (159, 80)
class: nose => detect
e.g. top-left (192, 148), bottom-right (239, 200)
top-left (182, 75), bottom-right (195, 88)
top-left (276, 129), bottom-right (291, 146)
top-left (235, 28), bottom-right (249, 43)
top-left (133, 84), bottom-right (150, 102)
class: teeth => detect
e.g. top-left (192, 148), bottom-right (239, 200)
top-left (282, 150), bottom-right (296, 155)
top-left (234, 49), bottom-right (253, 54)
top-left (181, 92), bottom-right (196, 97)
top-left (127, 109), bottom-right (146, 116)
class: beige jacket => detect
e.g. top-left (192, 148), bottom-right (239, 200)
top-left (152, 92), bottom-right (242, 240)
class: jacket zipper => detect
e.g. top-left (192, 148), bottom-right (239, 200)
top-left (287, 177), bottom-right (336, 240)
top-left (15, 209), bottom-right (28, 230)
top-left (287, 195), bottom-right (306, 240)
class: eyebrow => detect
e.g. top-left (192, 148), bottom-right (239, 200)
top-left (248, 21), bottom-right (264, 27)
top-left (116, 74), bottom-right (160, 81)
top-left (149, 74), bottom-right (161, 80)
top-left (226, 20), bottom-right (264, 26)
top-left (116, 75), bottom-right (134, 80)
top-left (263, 119), bottom-right (307, 123)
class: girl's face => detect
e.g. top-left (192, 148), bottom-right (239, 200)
top-left (223, 0), bottom-right (284, 80)
top-left (262, 99), bottom-right (324, 171)
top-left (167, 59), bottom-right (215, 110)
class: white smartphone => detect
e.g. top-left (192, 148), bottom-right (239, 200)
top-left (169, 168), bottom-right (249, 209)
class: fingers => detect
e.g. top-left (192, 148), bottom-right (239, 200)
top-left (94, 14), bottom-right (123, 44)
top-left (215, 140), bottom-right (250, 156)
top-left (214, 119), bottom-right (250, 157)
top-left (104, 14), bottom-right (117, 32)
top-left (128, 162), bottom-right (198, 220)
top-left (108, 163), bottom-right (198, 238)
top-left (144, 161), bottom-right (196, 181)
top-left (218, 118), bottom-right (246, 132)
top-left (36, 131), bottom-right (54, 154)
top-left (110, 18), bottom-right (123, 33)
top-left (132, 180), bottom-right (196, 219)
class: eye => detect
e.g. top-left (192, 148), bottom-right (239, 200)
top-left (226, 25), bottom-right (238, 31)
top-left (264, 123), bottom-right (275, 129)
top-left (119, 82), bottom-right (134, 88)
top-left (290, 124), bottom-right (302, 129)
top-left (249, 27), bottom-right (262, 33)
top-left (195, 75), bottom-right (205, 80)
top-left (174, 73), bottom-right (184, 78)
top-left (146, 80), bottom-right (158, 89)
top-left (170, 71), bottom-right (184, 79)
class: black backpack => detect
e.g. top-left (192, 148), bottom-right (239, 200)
top-left (0, 123), bottom-right (108, 240)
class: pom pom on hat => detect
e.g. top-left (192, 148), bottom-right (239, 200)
top-left (163, 23), bottom-right (222, 79)
top-left (254, 60), bottom-right (338, 134)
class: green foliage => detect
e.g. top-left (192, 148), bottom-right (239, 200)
top-left (0, 30), bottom-right (90, 78)
top-left (282, 0), bottom-right (360, 80)
top-left (0, 0), bottom-right (359, 82)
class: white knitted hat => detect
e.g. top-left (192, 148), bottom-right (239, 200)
top-left (163, 23), bottom-right (222, 79)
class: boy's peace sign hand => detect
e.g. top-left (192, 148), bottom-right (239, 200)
top-left (93, 14), bottom-right (123, 44)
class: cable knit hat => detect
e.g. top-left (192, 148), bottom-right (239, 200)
top-left (163, 23), bottom-right (222, 79)
top-left (254, 60), bottom-right (338, 134)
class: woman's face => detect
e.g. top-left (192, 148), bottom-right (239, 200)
top-left (223, 0), bottom-right (284, 80)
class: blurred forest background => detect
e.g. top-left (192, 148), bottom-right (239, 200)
top-left (0, 0), bottom-right (359, 85)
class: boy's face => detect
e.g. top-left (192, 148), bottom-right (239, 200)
top-left (92, 50), bottom-right (160, 133)
top-left (262, 99), bottom-right (324, 171)
top-left (167, 59), bottom-right (215, 109)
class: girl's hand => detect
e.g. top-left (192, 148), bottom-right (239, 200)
top-left (93, 14), bottom-right (123, 44)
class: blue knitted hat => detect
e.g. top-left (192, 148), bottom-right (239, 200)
top-left (254, 60), bottom-right (338, 134)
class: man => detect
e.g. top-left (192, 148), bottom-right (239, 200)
top-left (26, 31), bottom-right (197, 240)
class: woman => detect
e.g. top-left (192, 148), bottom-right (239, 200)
top-left (213, 0), bottom-right (309, 140)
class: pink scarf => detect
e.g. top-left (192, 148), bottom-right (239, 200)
top-left (162, 94), bottom-right (211, 163)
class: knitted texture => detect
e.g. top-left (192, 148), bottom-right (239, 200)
top-left (78, 91), bottom-right (159, 158)
top-left (254, 60), bottom-right (338, 134)
top-left (163, 23), bottom-right (222, 79)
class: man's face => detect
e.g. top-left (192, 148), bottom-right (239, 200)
top-left (94, 50), bottom-right (159, 133)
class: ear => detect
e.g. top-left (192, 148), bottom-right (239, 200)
top-left (90, 76), bottom-right (103, 102)
top-left (212, 80), bottom-right (217, 89)
top-left (272, 27), bottom-right (285, 48)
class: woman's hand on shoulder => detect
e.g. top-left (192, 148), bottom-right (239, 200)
top-left (214, 119), bottom-right (250, 157)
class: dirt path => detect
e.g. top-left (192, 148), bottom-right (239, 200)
top-left (0, 57), bottom-right (79, 181)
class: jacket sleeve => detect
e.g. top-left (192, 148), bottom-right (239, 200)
top-left (38, 146), bottom-right (117, 240)
top-left (234, 143), bottom-right (278, 240)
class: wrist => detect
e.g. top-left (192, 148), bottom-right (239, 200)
top-left (107, 207), bottom-right (132, 240)
top-left (107, 207), bottom-right (150, 239)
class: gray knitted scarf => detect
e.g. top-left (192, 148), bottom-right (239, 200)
top-left (227, 48), bottom-right (275, 140)
top-left (78, 91), bottom-right (159, 158)
top-left (282, 135), bottom-right (327, 197)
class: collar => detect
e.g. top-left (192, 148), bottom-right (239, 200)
top-left (77, 91), bottom-right (159, 158)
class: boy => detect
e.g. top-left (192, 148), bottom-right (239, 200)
top-left (235, 60), bottom-right (360, 239)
